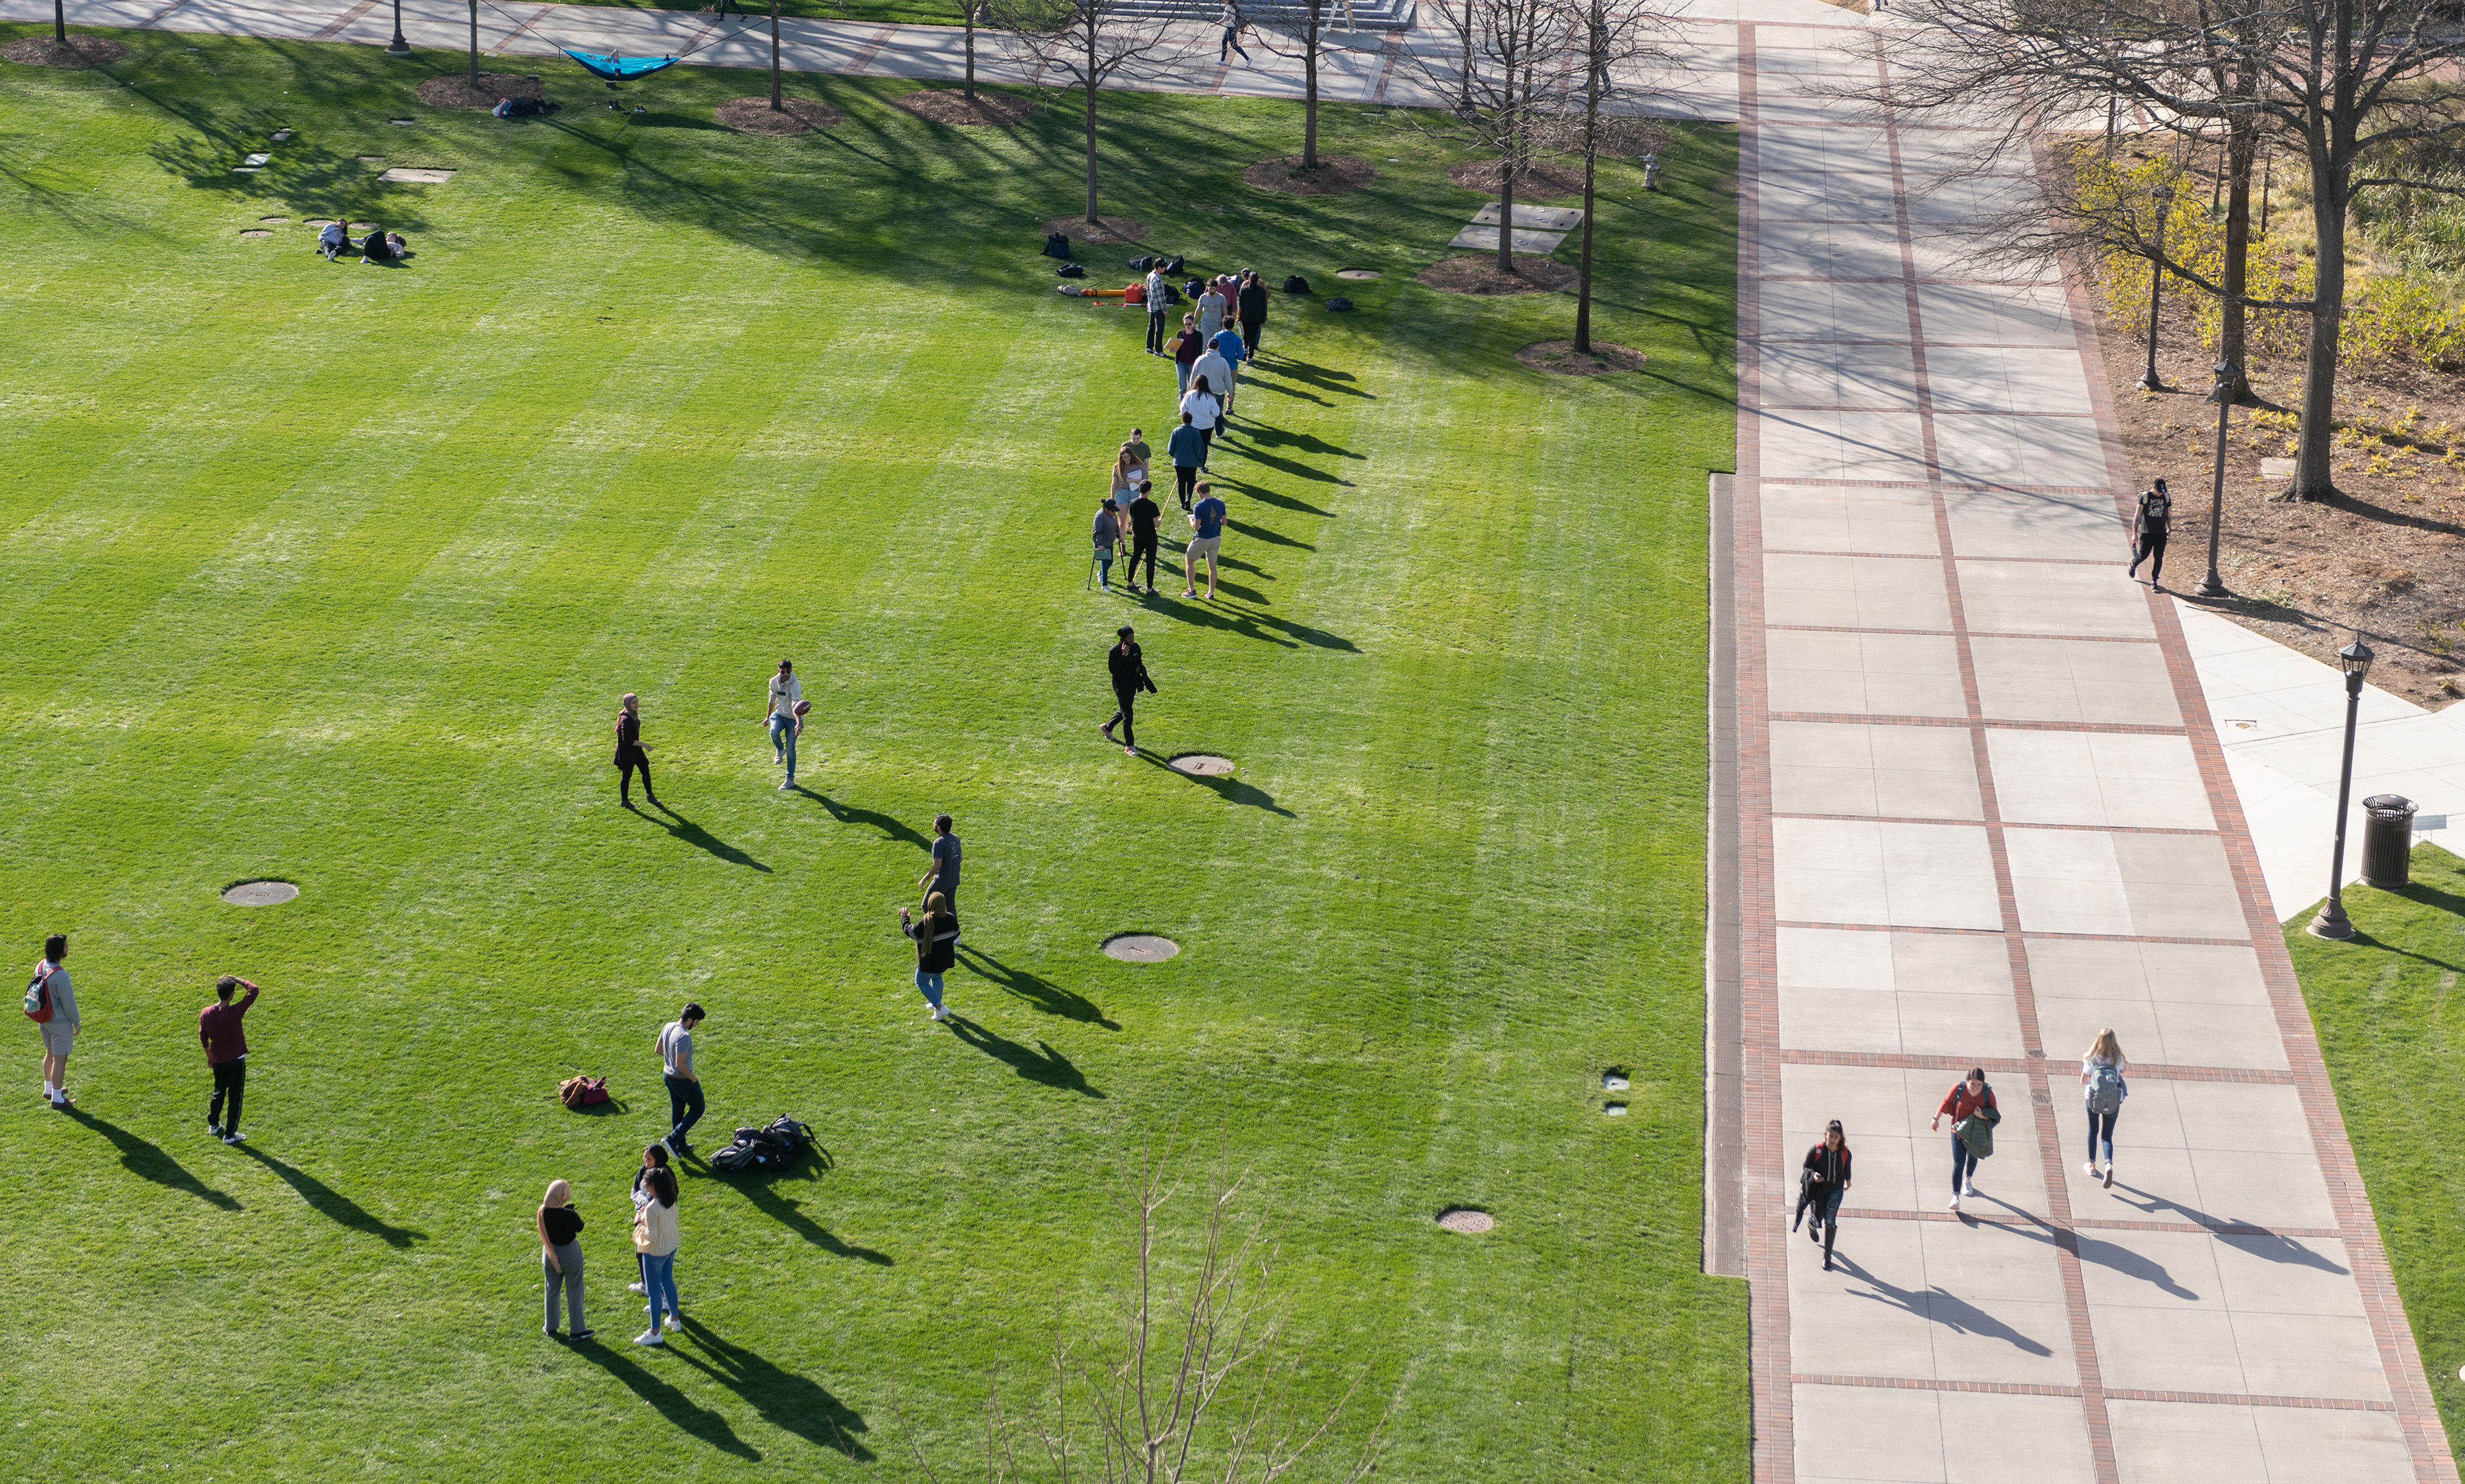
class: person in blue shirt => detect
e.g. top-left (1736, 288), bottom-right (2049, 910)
top-left (1165, 413), bottom-right (1207, 512)
top-left (1207, 323), bottom-right (1246, 419)
top-left (1182, 483), bottom-right (1226, 600)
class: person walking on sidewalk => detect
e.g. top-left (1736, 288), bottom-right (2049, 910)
top-left (656, 1004), bottom-right (706, 1158)
top-left (614, 693), bottom-right (658, 810)
top-left (1167, 413), bottom-right (1206, 511)
top-left (2127, 478), bottom-right (2171, 589)
top-left (538, 1179), bottom-right (592, 1340)
top-left (1928, 1067), bottom-right (2000, 1211)
top-left (1797, 1120), bottom-right (1853, 1272)
top-left (1237, 269), bottom-right (1269, 359)
top-left (2082, 1028), bottom-right (2130, 1189)
top-left (1219, 1), bottom-right (1251, 61)
top-left (199, 974), bottom-right (262, 1144)
top-left (765, 659), bottom-right (804, 791)
top-left (900, 893), bottom-right (961, 1022)
top-left (28, 933), bottom-right (76, 1110)
top-left (1145, 264), bottom-right (1171, 353)
top-left (1101, 626), bottom-right (1155, 756)
top-left (1183, 483), bottom-right (1226, 600)
top-left (918, 813), bottom-right (961, 910)
top-left (632, 1166), bottom-right (681, 1346)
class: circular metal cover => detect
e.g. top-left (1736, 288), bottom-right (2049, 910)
top-left (221, 880), bottom-right (299, 906)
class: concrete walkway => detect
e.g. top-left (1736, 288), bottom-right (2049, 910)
top-left (1726, 21), bottom-right (2458, 1484)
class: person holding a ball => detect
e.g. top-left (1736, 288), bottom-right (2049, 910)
top-left (765, 658), bottom-right (805, 791)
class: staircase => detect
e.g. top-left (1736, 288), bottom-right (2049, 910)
top-left (1104, 0), bottom-right (1417, 34)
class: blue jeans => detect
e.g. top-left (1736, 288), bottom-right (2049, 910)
top-left (2086, 1107), bottom-right (2119, 1165)
top-left (640, 1251), bottom-right (678, 1327)
top-left (915, 969), bottom-right (944, 1008)
top-left (1175, 361), bottom-right (1192, 394)
top-left (664, 1073), bottom-right (704, 1146)
top-left (769, 712), bottom-right (797, 782)
top-left (1951, 1134), bottom-right (1980, 1192)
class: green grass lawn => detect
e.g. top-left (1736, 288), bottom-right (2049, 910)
top-left (2286, 844), bottom-right (2465, 1453)
top-left (0, 27), bottom-right (1741, 1481)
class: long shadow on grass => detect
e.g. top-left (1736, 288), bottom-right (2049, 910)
top-left (729, 1178), bottom-right (896, 1266)
top-left (64, 1108), bottom-right (240, 1210)
top-left (1226, 517), bottom-right (1312, 551)
top-left (957, 945), bottom-right (1120, 1028)
top-left (941, 1014), bottom-right (1104, 1098)
top-left (632, 800), bottom-right (772, 873)
top-left (1137, 750), bottom-right (1295, 818)
top-left (796, 787), bottom-right (930, 848)
top-left (670, 1317), bottom-right (875, 1460)
top-left (1211, 477), bottom-right (1331, 518)
top-left (573, 1342), bottom-right (761, 1459)
top-left (236, 1146), bottom-right (426, 1247)
top-left (1257, 358), bottom-right (1371, 399)
top-left (1148, 592), bottom-right (1358, 654)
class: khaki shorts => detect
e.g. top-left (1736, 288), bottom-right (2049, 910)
top-left (39, 1021), bottom-right (74, 1056)
top-left (1185, 535), bottom-right (1222, 560)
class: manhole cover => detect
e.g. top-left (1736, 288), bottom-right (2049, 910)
top-left (1335, 268), bottom-right (1381, 279)
top-left (1102, 934), bottom-right (1179, 962)
top-left (239, 229), bottom-right (272, 238)
top-left (1436, 1208), bottom-right (1494, 1234)
top-left (1169, 754), bottom-right (1235, 776)
top-left (221, 880), bottom-right (299, 906)
top-left (257, 214), bottom-right (290, 222)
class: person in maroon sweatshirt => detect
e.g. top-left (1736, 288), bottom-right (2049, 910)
top-left (200, 975), bottom-right (262, 1145)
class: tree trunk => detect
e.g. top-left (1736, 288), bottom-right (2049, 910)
top-left (54, 0), bottom-right (66, 44)
top-left (2217, 111), bottom-right (2253, 402)
top-left (1083, 23), bottom-right (1101, 226)
top-left (1575, 49), bottom-right (1598, 352)
top-left (468, 0), bottom-right (480, 86)
top-left (769, 0), bottom-right (783, 109)
top-left (964, 2), bottom-right (976, 100)
top-left (2289, 158), bottom-right (2346, 501)
top-left (1302, 0), bottom-right (1319, 169)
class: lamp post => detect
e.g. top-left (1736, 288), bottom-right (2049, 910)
top-left (385, 0), bottom-right (410, 55)
top-left (2195, 358), bottom-right (2236, 598)
top-left (2306, 638), bottom-right (2377, 941)
top-left (2136, 183), bottom-right (2173, 392)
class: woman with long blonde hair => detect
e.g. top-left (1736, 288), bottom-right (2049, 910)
top-left (2081, 1028), bottom-right (2129, 1188)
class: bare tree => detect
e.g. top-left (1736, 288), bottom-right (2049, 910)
top-left (1248, 0), bottom-right (1357, 171)
top-left (991, 0), bottom-right (1191, 227)
top-left (1869, 0), bottom-right (2465, 500)
top-left (915, 1136), bottom-right (1402, 1483)
top-left (1532, 0), bottom-right (1678, 353)
top-left (1406, 0), bottom-right (1578, 273)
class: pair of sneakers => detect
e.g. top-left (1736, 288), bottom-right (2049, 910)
top-left (927, 1003), bottom-right (952, 1023)
top-left (2083, 1159), bottom-right (2116, 1188)
top-left (207, 1120), bottom-right (246, 1144)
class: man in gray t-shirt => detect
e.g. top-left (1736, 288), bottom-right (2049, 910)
top-left (656, 1003), bottom-right (705, 1155)
top-left (918, 813), bottom-right (961, 909)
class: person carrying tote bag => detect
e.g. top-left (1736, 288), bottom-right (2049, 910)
top-left (1927, 1067), bottom-right (2000, 1212)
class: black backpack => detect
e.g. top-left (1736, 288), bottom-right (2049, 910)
top-left (1326, 296), bottom-right (1354, 311)
top-left (1282, 274), bottom-right (1311, 294)
top-left (1161, 255), bottom-right (1185, 275)
top-left (1127, 254), bottom-right (1156, 271)
top-left (1056, 262), bottom-right (1086, 279)
top-left (709, 1115), bottom-right (817, 1175)
top-left (1041, 231), bottom-right (1072, 259)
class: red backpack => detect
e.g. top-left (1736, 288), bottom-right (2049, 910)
top-left (558, 1075), bottom-right (610, 1110)
top-left (22, 963), bottom-right (55, 1024)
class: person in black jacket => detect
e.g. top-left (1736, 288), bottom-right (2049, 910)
top-left (1799, 1120), bottom-right (1852, 1270)
top-left (899, 893), bottom-right (960, 1022)
top-left (1100, 626), bottom-right (1154, 756)
top-left (614, 692), bottom-right (657, 808)
top-left (2127, 477), bottom-right (2171, 589)
top-left (1236, 270), bottom-right (1269, 359)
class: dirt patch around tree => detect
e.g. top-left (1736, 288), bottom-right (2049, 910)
top-left (1448, 158), bottom-right (1585, 200)
top-left (1517, 340), bottom-right (1645, 375)
top-left (1418, 255), bottom-right (1576, 296)
top-left (1243, 154), bottom-right (1377, 196)
top-left (2, 34), bottom-right (132, 65)
top-left (716, 96), bottom-right (842, 133)
top-left (1044, 214), bottom-right (1146, 244)
top-left (416, 73), bottom-right (542, 110)
top-left (896, 87), bottom-right (1032, 125)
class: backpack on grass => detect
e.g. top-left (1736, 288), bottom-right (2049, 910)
top-left (1282, 274), bottom-right (1311, 294)
top-left (22, 964), bottom-right (54, 1024)
top-left (1326, 296), bottom-right (1354, 311)
top-left (557, 1075), bottom-right (610, 1110)
top-left (1041, 231), bottom-right (1072, 259)
top-left (1055, 262), bottom-right (1086, 278)
top-left (710, 1115), bottom-right (818, 1175)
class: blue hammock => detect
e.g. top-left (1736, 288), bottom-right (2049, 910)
top-left (564, 49), bottom-right (681, 81)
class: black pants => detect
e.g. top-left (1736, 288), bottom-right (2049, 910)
top-left (2086, 1106), bottom-right (2119, 1165)
top-left (664, 1073), bottom-right (704, 1146)
top-left (1128, 535), bottom-right (1158, 589)
top-left (618, 754), bottom-right (653, 806)
top-left (210, 1058), bottom-right (246, 1133)
top-left (1174, 466), bottom-right (1197, 509)
top-left (1147, 311), bottom-right (1169, 353)
top-left (1951, 1133), bottom-right (1980, 1192)
top-left (2129, 530), bottom-right (2166, 583)
top-left (1240, 316), bottom-right (1262, 357)
top-left (1108, 685), bottom-right (1138, 750)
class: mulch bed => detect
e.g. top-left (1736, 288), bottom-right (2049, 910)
top-left (716, 97), bottom-right (841, 133)
top-left (896, 88), bottom-right (1033, 125)
top-left (1243, 154), bottom-right (1376, 196)
top-left (1516, 340), bottom-right (1645, 375)
top-left (2, 34), bottom-right (131, 65)
top-left (1044, 214), bottom-right (1146, 244)
top-left (416, 73), bottom-right (542, 110)
top-left (1418, 255), bottom-right (1576, 296)
top-left (1448, 158), bottom-right (1585, 199)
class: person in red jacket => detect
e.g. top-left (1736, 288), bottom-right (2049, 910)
top-left (1799, 1120), bottom-right (1852, 1271)
top-left (199, 975), bottom-right (262, 1145)
top-left (1928, 1066), bottom-right (1997, 1211)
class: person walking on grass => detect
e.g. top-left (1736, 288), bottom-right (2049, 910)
top-left (1928, 1066), bottom-right (2000, 1212)
top-left (1219, 1), bottom-right (1251, 61)
top-left (1196, 279), bottom-right (1228, 341)
top-left (1093, 495), bottom-right (1122, 591)
top-left (918, 813), bottom-right (961, 910)
top-left (765, 658), bottom-right (803, 791)
top-left (1172, 315), bottom-right (1205, 394)
top-left (539, 1179), bottom-right (593, 1341)
top-left (1191, 342), bottom-right (1235, 432)
top-left (1797, 1119), bottom-right (1851, 1272)
top-left (899, 892), bottom-right (961, 1022)
top-left (626, 1143), bottom-right (670, 1302)
top-left (657, 1004), bottom-right (706, 1158)
top-left (1207, 320), bottom-right (1247, 421)
top-left (27, 933), bottom-right (75, 1110)
top-left (632, 1165), bottom-right (681, 1346)
top-left (1126, 482), bottom-right (1162, 595)
top-left (614, 693), bottom-right (657, 810)
top-left (1180, 376), bottom-right (1222, 468)
top-left (1101, 625), bottom-right (1155, 755)
top-left (2082, 1027), bottom-right (2129, 1189)
top-left (2127, 478), bottom-right (2170, 589)
top-left (1167, 412), bottom-right (1206, 511)
top-left (1183, 482), bottom-right (1227, 600)
top-left (199, 974), bottom-right (261, 1144)
top-left (1237, 269), bottom-right (1269, 359)
top-left (1145, 264), bottom-right (1171, 354)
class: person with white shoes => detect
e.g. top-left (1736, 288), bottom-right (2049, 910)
top-left (899, 893), bottom-right (960, 1022)
top-left (27, 934), bottom-right (77, 1110)
top-left (1929, 1067), bottom-right (1999, 1211)
top-left (764, 659), bottom-right (803, 791)
top-left (627, 1144), bottom-right (669, 1301)
top-left (2081, 1029), bottom-right (2129, 1189)
top-left (656, 1005), bottom-right (706, 1159)
top-left (631, 1165), bottom-right (681, 1345)
top-left (198, 974), bottom-right (262, 1144)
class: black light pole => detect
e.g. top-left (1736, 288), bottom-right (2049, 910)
top-left (467, 0), bottom-right (480, 86)
top-left (2137, 185), bottom-right (2172, 392)
top-left (2195, 358), bottom-right (2236, 599)
top-left (2307, 638), bottom-right (2377, 941)
top-left (385, 0), bottom-right (411, 56)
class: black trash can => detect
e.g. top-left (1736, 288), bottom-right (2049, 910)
top-left (2360, 794), bottom-right (2418, 888)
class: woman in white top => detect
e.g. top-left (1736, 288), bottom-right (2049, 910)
top-left (632, 1165), bottom-right (681, 1345)
top-left (2080, 1027), bottom-right (2129, 1188)
top-left (1180, 376), bottom-right (1222, 463)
